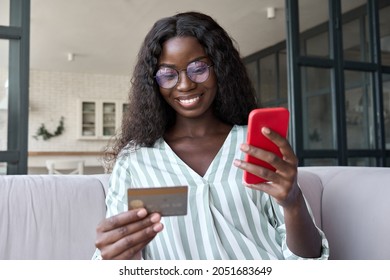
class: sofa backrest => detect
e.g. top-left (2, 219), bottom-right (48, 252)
top-left (2, 167), bottom-right (389, 260)
top-left (0, 174), bottom-right (110, 260)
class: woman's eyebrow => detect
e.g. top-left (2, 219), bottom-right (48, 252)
top-left (157, 56), bottom-right (209, 68)
top-left (158, 62), bottom-right (175, 68)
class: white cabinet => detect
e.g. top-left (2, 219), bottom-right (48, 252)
top-left (78, 100), bottom-right (128, 140)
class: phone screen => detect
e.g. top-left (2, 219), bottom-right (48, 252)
top-left (243, 107), bottom-right (289, 184)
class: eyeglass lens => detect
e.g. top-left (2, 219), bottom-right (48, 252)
top-left (155, 61), bottom-right (211, 89)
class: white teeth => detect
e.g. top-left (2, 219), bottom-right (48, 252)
top-left (178, 96), bottom-right (199, 104)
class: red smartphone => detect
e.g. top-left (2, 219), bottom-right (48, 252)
top-left (243, 107), bottom-right (290, 184)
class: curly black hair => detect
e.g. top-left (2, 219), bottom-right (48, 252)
top-left (103, 11), bottom-right (258, 171)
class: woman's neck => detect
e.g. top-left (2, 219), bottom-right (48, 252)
top-left (165, 111), bottom-right (230, 140)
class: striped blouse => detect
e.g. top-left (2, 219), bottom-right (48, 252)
top-left (94, 125), bottom-right (329, 260)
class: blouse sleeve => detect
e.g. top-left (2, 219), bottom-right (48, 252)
top-left (268, 185), bottom-right (329, 260)
top-left (105, 152), bottom-right (132, 217)
top-left (92, 150), bottom-right (132, 260)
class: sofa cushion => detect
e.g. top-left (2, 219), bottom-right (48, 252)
top-left (0, 174), bottom-right (108, 260)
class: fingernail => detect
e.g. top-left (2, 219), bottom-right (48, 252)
top-left (262, 127), bottom-right (270, 134)
top-left (233, 159), bottom-right (241, 167)
top-left (150, 213), bottom-right (160, 223)
top-left (153, 223), bottom-right (163, 232)
top-left (136, 208), bottom-right (147, 218)
top-left (240, 143), bottom-right (249, 152)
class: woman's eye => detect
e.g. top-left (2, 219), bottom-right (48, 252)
top-left (190, 66), bottom-right (207, 75)
top-left (162, 73), bottom-right (177, 80)
top-left (158, 68), bottom-right (177, 80)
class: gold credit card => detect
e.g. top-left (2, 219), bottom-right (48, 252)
top-left (127, 186), bottom-right (188, 216)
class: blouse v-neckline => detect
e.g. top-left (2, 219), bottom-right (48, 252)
top-left (160, 125), bottom-right (237, 180)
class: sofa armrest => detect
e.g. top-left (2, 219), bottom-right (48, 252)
top-left (297, 169), bottom-right (324, 229)
top-left (300, 166), bottom-right (390, 260)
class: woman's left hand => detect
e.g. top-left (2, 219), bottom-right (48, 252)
top-left (234, 127), bottom-right (300, 208)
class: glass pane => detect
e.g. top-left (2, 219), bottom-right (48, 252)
top-left (301, 67), bottom-right (334, 150)
top-left (0, 162), bottom-right (6, 175)
top-left (245, 60), bottom-right (259, 103)
top-left (278, 50), bottom-right (288, 100)
top-left (305, 31), bottom-right (329, 58)
top-left (343, 17), bottom-right (371, 62)
top-left (0, 40), bottom-right (9, 152)
top-left (82, 102), bottom-right (96, 136)
top-left (103, 102), bottom-right (116, 136)
top-left (348, 157), bottom-right (376, 166)
top-left (303, 158), bottom-right (338, 166)
top-left (344, 71), bottom-right (375, 149)
top-left (379, 6), bottom-right (390, 66)
top-left (299, 0), bottom-right (329, 57)
top-left (383, 74), bottom-right (390, 150)
top-left (341, 0), bottom-right (366, 13)
top-left (306, 94), bottom-right (334, 149)
top-left (303, 67), bottom-right (331, 93)
top-left (259, 54), bottom-right (277, 105)
top-left (0, 0), bottom-right (10, 26)
top-left (122, 103), bottom-right (129, 115)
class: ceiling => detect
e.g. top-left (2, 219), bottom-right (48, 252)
top-left (1, 0), bottom-right (365, 76)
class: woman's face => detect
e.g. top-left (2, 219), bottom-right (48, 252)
top-left (157, 36), bottom-right (217, 119)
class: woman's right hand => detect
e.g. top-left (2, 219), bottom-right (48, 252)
top-left (95, 208), bottom-right (163, 259)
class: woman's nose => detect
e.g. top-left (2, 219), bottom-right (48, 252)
top-left (176, 71), bottom-right (196, 91)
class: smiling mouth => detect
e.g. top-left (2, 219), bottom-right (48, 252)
top-left (176, 94), bottom-right (202, 105)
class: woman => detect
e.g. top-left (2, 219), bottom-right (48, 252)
top-left (94, 11), bottom-right (328, 260)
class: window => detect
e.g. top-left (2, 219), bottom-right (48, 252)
top-left (245, 0), bottom-right (390, 167)
top-left (0, 0), bottom-right (30, 174)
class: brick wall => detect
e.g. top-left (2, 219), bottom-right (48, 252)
top-left (29, 69), bottom-right (129, 152)
top-left (1, 68), bottom-right (130, 172)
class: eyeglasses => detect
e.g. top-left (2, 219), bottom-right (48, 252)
top-left (155, 61), bottom-right (213, 89)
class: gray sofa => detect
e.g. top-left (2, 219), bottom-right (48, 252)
top-left (0, 166), bottom-right (389, 260)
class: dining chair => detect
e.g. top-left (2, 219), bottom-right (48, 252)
top-left (45, 159), bottom-right (85, 175)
